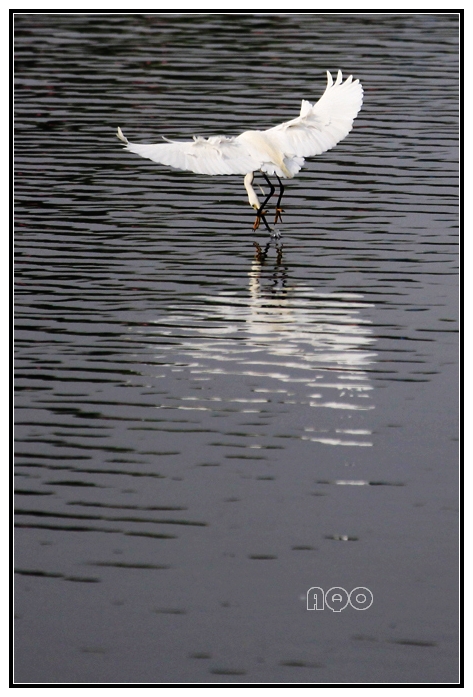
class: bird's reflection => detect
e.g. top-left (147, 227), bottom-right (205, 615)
top-left (246, 249), bottom-right (375, 362)
top-left (243, 249), bottom-right (376, 445)
top-left (147, 248), bottom-right (377, 448)
top-left (253, 240), bottom-right (284, 266)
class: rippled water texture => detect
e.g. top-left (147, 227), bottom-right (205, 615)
top-left (15, 13), bottom-right (459, 684)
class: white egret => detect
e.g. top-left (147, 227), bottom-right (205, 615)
top-left (117, 70), bottom-right (363, 237)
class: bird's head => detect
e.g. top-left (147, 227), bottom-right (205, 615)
top-left (244, 173), bottom-right (261, 210)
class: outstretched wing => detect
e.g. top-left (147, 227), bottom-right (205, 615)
top-left (264, 70), bottom-right (363, 159)
top-left (117, 127), bottom-right (261, 176)
top-left (117, 71), bottom-right (362, 177)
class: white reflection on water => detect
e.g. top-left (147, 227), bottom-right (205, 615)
top-left (245, 258), bottom-right (376, 446)
top-left (153, 256), bottom-right (377, 448)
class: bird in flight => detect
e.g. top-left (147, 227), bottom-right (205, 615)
top-left (117, 70), bottom-right (363, 238)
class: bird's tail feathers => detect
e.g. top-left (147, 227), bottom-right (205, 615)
top-left (116, 127), bottom-right (129, 144)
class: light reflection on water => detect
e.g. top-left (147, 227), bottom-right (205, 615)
top-left (156, 259), bottom-right (377, 449)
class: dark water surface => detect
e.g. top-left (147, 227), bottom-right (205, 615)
top-left (15, 13), bottom-right (459, 684)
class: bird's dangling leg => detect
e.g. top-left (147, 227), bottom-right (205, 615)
top-left (253, 212), bottom-right (272, 234)
top-left (253, 173), bottom-right (275, 233)
top-left (274, 175), bottom-right (285, 224)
